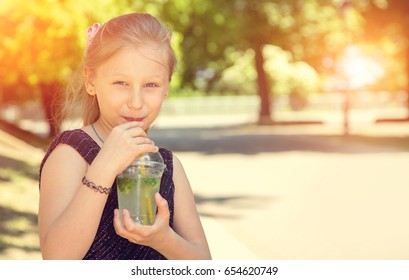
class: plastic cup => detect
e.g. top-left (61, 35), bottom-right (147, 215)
top-left (116, 152), bottom-right (166, 225)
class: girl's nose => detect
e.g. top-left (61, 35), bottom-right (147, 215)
top-left (127, 88), bottom-right (143, 110)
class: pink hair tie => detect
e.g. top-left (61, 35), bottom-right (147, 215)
top-left (87, 23), bottom-right (101, 46)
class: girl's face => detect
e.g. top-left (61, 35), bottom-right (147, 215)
top-left (87, 45), bottom-right (170, 132)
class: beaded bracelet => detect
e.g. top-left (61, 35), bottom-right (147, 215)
top-left (82, 176), bottom-right (111, 195)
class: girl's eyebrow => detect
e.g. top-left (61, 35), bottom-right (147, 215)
top-left (109, 72), bottom-right (130, 77)
top-left (109, 72), bottom-right (167, 80)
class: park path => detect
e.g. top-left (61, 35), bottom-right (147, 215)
top-left (150, 120), bottom-right (409, 259)
top-left (1, 116), bottom-right (409, 259)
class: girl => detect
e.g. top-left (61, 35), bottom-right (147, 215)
top-left (38, 13), bottom-right (211, 260)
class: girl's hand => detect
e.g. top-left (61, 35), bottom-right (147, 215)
top-left (113, 193), bottom-right (171, 248)
top-left (95, 121), bottom-right (159, 176)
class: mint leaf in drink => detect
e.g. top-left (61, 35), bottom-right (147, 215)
top-left (142, 178), bottom-right (159, 187)
top-left (117, 177), bottom-right (137, 194)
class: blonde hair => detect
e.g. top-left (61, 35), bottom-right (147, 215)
top-left (63, 13), bottom-right (177, 127)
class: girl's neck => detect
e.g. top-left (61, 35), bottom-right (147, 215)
top-left (91, 123), bottom-right (104, 144)
top-left (91, 120), bottom-right (110, 144)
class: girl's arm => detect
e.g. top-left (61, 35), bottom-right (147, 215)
top-left (38, 144), bottom-right (115, 259)
top-left (114, 154), bottom-right (211, 260)
top-left (162, 154), bottom-right (211, 259)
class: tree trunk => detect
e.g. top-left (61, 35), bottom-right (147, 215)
top-left (406, 45), bottom-right (409, 118)
top-left (254, 44), bottom-right (273, 125)
top-left (40, 82), bottom-right (61, 138)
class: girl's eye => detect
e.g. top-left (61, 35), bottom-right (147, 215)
top-left (114, 81), bottom-right (128, 86)
top-left (145, 82), bottom-right (158, 88)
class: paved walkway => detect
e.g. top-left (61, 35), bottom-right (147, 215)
top-left (2, 114), bottom-right (409, 260)
top-left (150, 117), bottom-right (409, 259)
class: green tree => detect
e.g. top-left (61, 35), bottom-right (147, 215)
top-left (1, 0), bottom-right (394, 135)
top-left (362, 0), bottom-right (409, 114)
top-left (157, 0), bottom-right (372, 124)
top-left (0, 0), bottom-right (133, 137)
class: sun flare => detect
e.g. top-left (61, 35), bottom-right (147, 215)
top-left (338, 45), bottom-right (384, 90)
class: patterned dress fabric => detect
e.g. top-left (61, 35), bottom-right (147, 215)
top-left (39, 129), bottom-right (175, 259)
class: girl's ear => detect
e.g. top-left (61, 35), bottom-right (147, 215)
top-left (83, 68), bottom-right (96, 96)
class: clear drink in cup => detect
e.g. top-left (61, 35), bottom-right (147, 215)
top-left (116, 152), bottom-right (166, 225)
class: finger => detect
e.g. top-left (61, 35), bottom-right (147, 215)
top-left (154, 193), bottom-right (170, 224)
top-left (138, 144), bottom-right (159, 154)
top-left (130, 138), bottom-right (159, 153)
top-left (110, 123), bottom-right (146, 141)
top-left (122, 209), bottom-right (138, 232)
top-left (113, 209), bottom-right (127, 236)
top-left (118, 121), bottom-right (144, 130)
top-left (128, 126), bottom-right (149, 138)
top-left (132, 136), bottom-right (155, 146)
top-left (116, 209), bottom-right (147, 244)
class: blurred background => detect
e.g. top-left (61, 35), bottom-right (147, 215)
top-left (1, 0), bottom-right (409, 260)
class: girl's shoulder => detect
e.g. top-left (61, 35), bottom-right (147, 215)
top-left (41, 129), bottom-right (100, 171)
top-left (50, 129), bottom-right (95, 147)
top-left (167, 152), bottom-right (189, 183)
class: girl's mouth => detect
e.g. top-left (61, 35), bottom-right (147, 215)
top-left (123, 116), bottom-right (145, 122)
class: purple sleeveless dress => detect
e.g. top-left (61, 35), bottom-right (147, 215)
top-left (39, 129), bottom-right (175, 260)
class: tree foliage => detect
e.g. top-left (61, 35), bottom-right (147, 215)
top-left (156, 0), bottom-right (383, 122)
top-left (0, 0), bottom-right (134, 102)
top-left (361, 0), bottom-right (409, 93)
top-left (0, 0), bottom-right (135, 135)
top-left (0, 0), bottom-right (407, 131)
